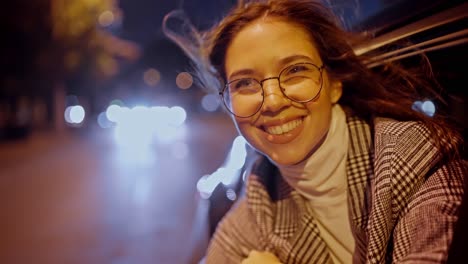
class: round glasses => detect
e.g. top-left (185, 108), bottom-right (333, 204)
top-left (219, 63), bottom-right (324, 118)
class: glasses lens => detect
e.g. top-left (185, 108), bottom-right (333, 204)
top-left (223, 78), bottom-right (263, 117)
top-left (280, 63), bottom-right (322, 102)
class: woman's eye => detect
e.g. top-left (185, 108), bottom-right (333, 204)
top-left (288, 65), bottom-right (308, 74)
top-left (229, 79), bottom-right (260, 94)
top-left (234, 79), bottom-right (253, 89)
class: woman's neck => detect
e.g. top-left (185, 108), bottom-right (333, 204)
top-left (273, 104), bottom-right (349, 203)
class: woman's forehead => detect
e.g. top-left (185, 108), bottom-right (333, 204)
top-left (224, 18), bottom-right (322, 76)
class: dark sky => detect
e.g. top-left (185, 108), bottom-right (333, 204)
top-left (118, 0), bottom-right (234, 45)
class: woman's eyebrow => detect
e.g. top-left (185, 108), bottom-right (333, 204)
top-left (228, 69), bottom-right (255, 80)
top-left (227, 55), bottom-right (317, 80)
top-left (279, 54), bottom-right (315, 65)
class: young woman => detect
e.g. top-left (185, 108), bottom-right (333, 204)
top-left (164, 0), bottom-right (466, 263)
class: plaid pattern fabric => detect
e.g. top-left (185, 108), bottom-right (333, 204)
top-left (205, 114), bottom-right (465, 264)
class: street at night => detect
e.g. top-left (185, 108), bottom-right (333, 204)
top-left (0, 114), bottom-right (238, 264)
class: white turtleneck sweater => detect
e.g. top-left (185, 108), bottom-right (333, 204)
top-left (274, 105), bottom-right (355, 264)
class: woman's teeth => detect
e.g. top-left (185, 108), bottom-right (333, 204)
top-left (265, 119), bottom-right (302, 135)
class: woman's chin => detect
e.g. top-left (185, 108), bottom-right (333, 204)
top-left (266, 151), bottom-right (307, 166)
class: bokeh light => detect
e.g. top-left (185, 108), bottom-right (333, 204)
top-left (421, 100), bottom-right (436, 117)
top-left (412, 100), bottom-right (436, 117)
top-left (168, 106), bottom-right (187, 127)
top-left (144, 68), bottom-right (161, 87)
top-left (175, 72), bottom-right (193, 89)
top-left (97, 112), bottom-right (113, 128)
top-left (110, 99), bottom-right (125, 107)
top-left (226, 189), bottom-right (237, 201)
top-left (98, 10), bottom-right (115, 27)
top-left (196, 136), bottom-right (247, 199)
top-left (106, 104), bottom-right (122, 122)
top-left (70, 105), bottom-right (85, 124)
top-left (64, 105), bottom-right (85, 124)
top-left (201, 94), bottom-right (220, 112)
top-left (171, 141), bottom-right (189, 160)
top-left (108, 104), bottom-right (188, 146)
top-left (64, 106), bottom-right (73, 124)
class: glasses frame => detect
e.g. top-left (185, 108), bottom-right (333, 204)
top-left (219, 62), bottom-right (325, 118)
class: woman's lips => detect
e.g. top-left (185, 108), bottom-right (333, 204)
top-left (264, 118), bottom-right (302, 135)
top-left (261, 117), bottom-right (304, 144)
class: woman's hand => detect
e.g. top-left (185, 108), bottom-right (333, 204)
top-left (241, 250), bottom-right (282, 264)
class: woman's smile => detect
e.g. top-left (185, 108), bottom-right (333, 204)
top-left (264, 118), bottom-right (303, 135)
top-left (259, 116), bottom-right (305, 144)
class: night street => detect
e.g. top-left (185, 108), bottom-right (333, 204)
top-left (0, 114), bottom-right (238, 264)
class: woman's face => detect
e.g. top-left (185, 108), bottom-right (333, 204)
top-left (224, 18), bottom-right (342, 165)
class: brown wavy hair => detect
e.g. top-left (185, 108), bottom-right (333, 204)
top-left (164, 0), bottom-right (463, 160)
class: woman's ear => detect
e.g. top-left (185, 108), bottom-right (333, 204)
top-left (329, 80), bottom-right (343, 104)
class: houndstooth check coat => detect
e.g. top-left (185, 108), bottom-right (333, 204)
top-left (205, 114), bottom-right (466, 264)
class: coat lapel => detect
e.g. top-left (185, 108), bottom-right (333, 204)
top-left (345, 114), bottom-right (375, 262)
top-left (365, 118), bottom-right (442, 263)
top-left (249, 159), bottom-right (332, 263)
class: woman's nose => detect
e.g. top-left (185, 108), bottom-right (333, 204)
top-left (261, 79), bottom-right (290, 113)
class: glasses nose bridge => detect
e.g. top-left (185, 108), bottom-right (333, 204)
top-left (260, 76), bottom-right (282, 95)
top-left (259, 76), bottom-right (280, 87)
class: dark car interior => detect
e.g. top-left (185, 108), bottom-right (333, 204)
top-left (354, 0), bottom-right (467, 144)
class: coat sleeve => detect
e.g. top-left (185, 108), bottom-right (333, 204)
top-left (391, 160), bottom-right (465, 263)
top-left (205, 196), bottom-right (261, 264)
